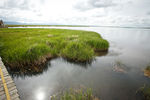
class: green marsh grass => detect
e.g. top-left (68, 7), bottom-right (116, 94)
top-left (51, 88), bottom-right (100, 100)
top-left (0, 28), bottom-right (109, 69)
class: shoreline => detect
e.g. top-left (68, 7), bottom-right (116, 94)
top-left (4, 50), bottom-right (108, 72)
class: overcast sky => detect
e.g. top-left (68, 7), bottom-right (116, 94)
top-left (0, 0), bottom-right (150, 26)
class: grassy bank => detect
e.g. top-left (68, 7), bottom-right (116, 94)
top-left (7, 25), bottom-right (91, 27)
top-left (0, 28), bottom-right (109, 69)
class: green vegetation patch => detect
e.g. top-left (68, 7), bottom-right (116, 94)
top-left (0, 28), bottom-right (109, 68)
top-left (51, 88), bottom-right (100, 100)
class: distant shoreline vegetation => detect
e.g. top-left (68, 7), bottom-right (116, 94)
top-left (7, 24), bottom-right (150, 29)
top-left (0, 28), bottom-right (109, 70)
top-left (7, 25), bottom-right (91, 27)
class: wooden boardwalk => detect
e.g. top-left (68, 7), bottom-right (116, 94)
top-left (0, 57), bottom-right (20, 100)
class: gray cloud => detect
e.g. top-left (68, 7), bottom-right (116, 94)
top-left (147, 12), bottom-right (150, 15)
top-left (0, 0), bottom-right (45, 10)
top-left (89, 0), bottom-right (115, 8)
top-left (0, 0), bottom-right (150, 26)
top-left (74, 0), bottom-right (116, 11)
top-left (0, 0), bottom-right (29, 10)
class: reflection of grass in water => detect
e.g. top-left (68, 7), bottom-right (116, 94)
top-left (8, 61), bottom-right (51, 78)
top-left (51, 88), bottom-right (100, 100)
top-left (136, 85), bottom-right (150, 100)
top-left (62, 57), bottom-right (94, 69)
top-left (95, 50), bottom-right (108, 56)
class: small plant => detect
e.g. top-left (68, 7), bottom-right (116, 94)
top-left (144, 66), bottom-right (150, 78)
top-left (146, 66), bottom-right (150, 71)
top-left (136, 85), bottom-right (150, 100)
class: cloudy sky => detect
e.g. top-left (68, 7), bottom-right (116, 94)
top-left (0, 0), bottom-right (150, 26)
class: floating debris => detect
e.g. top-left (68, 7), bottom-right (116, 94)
top-left (47, 34), bottom-right (53, 37)
top-left (67, 35), bottom-right (79, 40)
top-left (113, 60), bottom-right (129, 73)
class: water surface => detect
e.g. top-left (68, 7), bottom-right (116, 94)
top-left (9, 27), bottom-right (150, 100)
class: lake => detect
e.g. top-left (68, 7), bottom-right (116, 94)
top-left (9, 27), bottom-right (150, 100)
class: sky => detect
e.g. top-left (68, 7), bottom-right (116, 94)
top-left (0, 0), bottom-right (150, 26)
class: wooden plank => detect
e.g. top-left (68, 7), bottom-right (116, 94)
top-left (0, 86), bottom-right (4, 92)
top-left (0, 90), bottom-right (5, 96)
top-left (2, 71), bottom-right (9, 75)
top-left (7, 82), bottom-right (16, 89)
top-left (2, 69), bottom-right (7, 72)
top-left (3, 76), bottom-right (12, 80)
top-left (0, 94), bottom-right (6, 100)
top-left (5, 77), bottom-right (12, 81)
top-left (0, 80), bottom-right (13, 86)
top-left (11, 92), bottom-right (19, 99)
top-left (9, 89), bottom-right (18, 96)
top-left (3, 74), bottom-right (9, 77)
top-left (0, 81), bottom-right (3, 85)
top-left (12, 97), bottom-right (20, 100)
top-left (8, 86), bottom-right (17, 92)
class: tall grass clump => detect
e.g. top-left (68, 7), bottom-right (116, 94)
top-left (86, 38), bottom-right (109, 51)
top-left (24, 44), bottom-right (51, 62)
top-left (62, 42), bottom-right (94, 62)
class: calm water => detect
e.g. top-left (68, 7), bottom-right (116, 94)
top-left (9, 27), bottom-right (150, 100)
